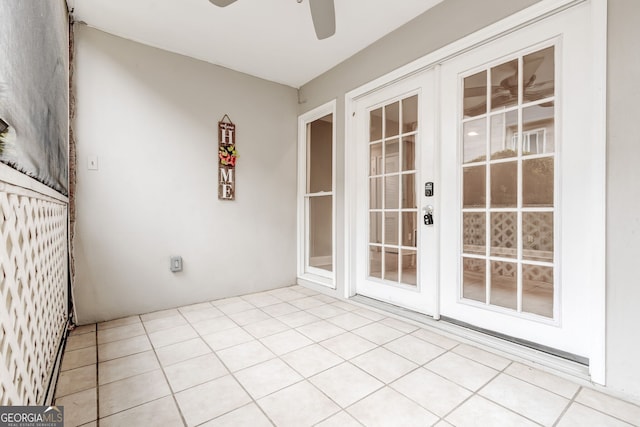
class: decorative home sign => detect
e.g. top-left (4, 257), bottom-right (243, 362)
top-left (218, 115), bottom-right (237, 200)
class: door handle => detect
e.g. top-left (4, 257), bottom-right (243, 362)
top-left (423, 205), bottom-right (434, 225)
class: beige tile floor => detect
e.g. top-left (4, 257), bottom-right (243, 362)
top-left (54, 285), bottom-right (640, 427)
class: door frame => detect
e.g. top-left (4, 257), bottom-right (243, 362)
top-left (344, 0), bottom-right (607, 383)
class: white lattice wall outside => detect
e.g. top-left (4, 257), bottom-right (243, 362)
top-left (0, 171), bottom-right (68, 405)
top-left (463, 212), bottom-right (554, 283)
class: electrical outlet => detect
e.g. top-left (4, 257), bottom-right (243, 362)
top-left (170, 256), bottom-right (183, 272)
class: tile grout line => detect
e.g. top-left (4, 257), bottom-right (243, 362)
top-left (557, 387), bottom-right (640, 427)
top-left (389, 347), bottom-right (467, 424)
top-left (210, 291), bottom-right (384, 425)
top-left (469, 360), bottom-right (548, 426)
top-left (394, 343), bottom-right (470, 424)
top-left (96, 316), bottom-right (186, 425)
top-left (434, 356), bottom-right (511, 426)
top-left (214, 291), bottom-right (357, 423)
top-left (150, 309), bottom-right (196, 427)
top-left (186, 294), bottom-right (284, 426)
top-left (269, 311), bottom-right (440, 424)
top-left (552, 386), bottom-right (582, 427)
top-left (95, 325), bottom-right (100, 427)
top-left (274, 300), bottom-right (469, 424)
top-left (95, 325), bottom-right (181, 424)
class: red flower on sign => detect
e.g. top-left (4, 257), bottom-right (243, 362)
top-left (219, 145), bottom-right (238, 166)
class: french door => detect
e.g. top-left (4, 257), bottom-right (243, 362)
top-left (350, 1), bottom-right (603, 369)
top-left (438, 2), bottom-right (600, 360)
top-left (354, 72), bottom-right (437, 315)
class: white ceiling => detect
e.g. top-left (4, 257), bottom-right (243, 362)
top-left (68, 0), bottom-right (443, 88)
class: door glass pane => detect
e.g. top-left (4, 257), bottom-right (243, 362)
top-left (463, 165), bottom-right (486, 208)
top-left (463, 213), bottom-right (485, 255)
top-left (308, 115), bottom-right (333, 193)
top-left (400, 249), bottom-right (417, 286)
top-left (370, 177), bottom-right (382, 209)
top-left (523, 212), bottom-right (553, 262)
top-left (402, 212), bottom-right (417, 247)
top-left (523, 158), bottom-right (554, 207)
top-left (384, 249), bottom-right (399, 281)
top-left (401, 174), bottom-right (416, 209)
top-left (384, 212), bottom-right (399, 245)
top-left (522, 103), bottom-right (554, 155)
top-left (384, 175), bottom-right (399, 209)
top-left (522, 264), bottom-right (553, 318)
top-left (463, 118), bottom-right (486, 163)
top-left (491, 212), bottom-right (517, 258)
top-left (370, 108), bottom-right (382, 141)
top-left (369, 246), bottom-right (382, 279)
top-left (308, 196), bottom-right (332, 271)
top-left (463, 257), bottom-right (485, 302)
top-left (490, 110), bottom-right (517, 159)
top-left (523, 46), bottom-right (554, 103)
top-left (490, 261), bottom-right (517, 310)
top-left (491, 59), bottom-right (519, 111)
top-left (402, 95), bottom-right (418, 133)
top-left (463, 70), bottom-right (487, 118)
top-left (491, 161), bottom-right (517, 208)
top-left (385, 102), bottom-right (400, 137)
top-left (370, 212), bottom-right (382, 244)
top-left (402, 136), bottom-right (415, 171)
top-left (370, 143), bottom-right (382, 175)
top-left (385, 139), bottom-right (400, 173)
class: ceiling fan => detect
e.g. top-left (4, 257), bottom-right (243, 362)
top-left (208, 0), bottom-right (336, 40)
top-left (464, 55), bottom-right (554, 116)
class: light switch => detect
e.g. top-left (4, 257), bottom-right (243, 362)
top-left (88, 155), bottom-right (98, 170)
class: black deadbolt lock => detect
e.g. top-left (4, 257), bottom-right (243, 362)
top-left (425, 182), bottom-right (434, 197)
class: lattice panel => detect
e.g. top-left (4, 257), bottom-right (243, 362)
top-left (463, 213), bottom-right (485, 247)
top-left (463, 212), bottom-right (553, 253)
top-left (0, 188), bottom-right (68, 405)
top-left (523, 264), bottom-right (554, 284)
top-left (491, 260), bottom-right (517, 277)
top-left (491, 212), bottom-right (517, 255)
top-left (523, 212), bottom-right (553, 252)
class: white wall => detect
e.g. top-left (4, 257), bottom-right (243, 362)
top-left (73, 25), bottom-right (298, 323)
top-left (606, 0), bottom-right (640, 403)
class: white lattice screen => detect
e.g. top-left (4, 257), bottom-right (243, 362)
top-left (0, 179), bottom-right (68, 405)
top-left (463, 212), bottom-right (553, 281)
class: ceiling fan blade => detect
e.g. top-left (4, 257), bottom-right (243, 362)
top-left (309, 0), bottom-right (336, 40)
top-left (208, 0), bottom-right (237, 7)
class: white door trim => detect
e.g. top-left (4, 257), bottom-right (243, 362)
top-left (589, 0), bottom-right (607, 386)
top-left (345, 0), bottom-right (606, 383)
